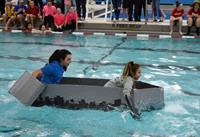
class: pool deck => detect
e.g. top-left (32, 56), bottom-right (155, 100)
top-left (1, 18), bottom-right (198, 37)
top-left (78, 18), bottom-right (190, 34)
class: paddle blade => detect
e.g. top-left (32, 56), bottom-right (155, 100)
top-left (125, 94), bottom-right (140, 119)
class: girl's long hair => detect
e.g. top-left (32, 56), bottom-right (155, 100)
top-left (48, 49), bottom-right (71, 71)
top-left (122, 61), bottom-right (141, 78)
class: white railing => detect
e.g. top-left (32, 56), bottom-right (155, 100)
top-left (85, 0), bottom-right (111, 22)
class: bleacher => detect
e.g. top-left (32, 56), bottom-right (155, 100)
top-left (0, 0), bottom-right (198, 34)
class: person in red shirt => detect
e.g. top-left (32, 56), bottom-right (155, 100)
top-left (26, 1), bottom-right (39, 28)
top-left (53, 8), bottom-right (65, 31)
top-left (186, 0), bottom-right (200, 35)
top-left (169, 1), bottom-right (184, 35)
top-left (64, 6), bottom-right (78, 31)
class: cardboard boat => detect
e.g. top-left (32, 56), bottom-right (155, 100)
top-left (9, 71), bottom-right (164, 112)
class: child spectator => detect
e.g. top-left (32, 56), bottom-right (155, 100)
top-left (54, 8), bottom-right (65, 31)
top-left (26, 1), bottom-right (39, 28)
top-left (186, 0), bottom-right (200, 36)
top-left (169, 1), bottom-right (184, 35)
top-left (3, 2), bottom-right (15, 25)
top-left (25, 22), bottom-right (33, 32)
top-left (42, 0), bottom-right (56, 28)
top-left (5, 0), bottom-right (27, 30)
top-left (32, 24), bottom-right (52, 33)
top-left (64, 6), bottom-right (78, 31)
top-left (14, 0), bottom-right (27, 28)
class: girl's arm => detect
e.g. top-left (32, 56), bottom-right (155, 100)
top-left (123, 76), bottom-right (134, 96)
top-left (32, 69), bottom-right (43, 78)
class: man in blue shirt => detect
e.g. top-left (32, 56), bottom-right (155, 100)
top-left (32, 49), bottom-right (72, 84)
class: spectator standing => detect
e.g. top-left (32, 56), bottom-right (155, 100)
top-left (76, 0), bottom-right (86, 20)
top-left (60, 0), bottom-right (65, 14)
top-left (128, 0), bottom-right (135, 21)
top-left (64, 0), bottom-right (71, 14)
top-left (150, 0), bottom-right (166, 21)
top-left (71, 0), bottom-right (77, 11)
top-left (138, 0), bottom-right (147, 21)
top-left (134, 0), bottom-right (141, 21)
top-left (152, 0), bottom-right (163, 22)
top-left (122, 0), bottom-right (128, 21)
top-left (112, 0), bottom-right (121, 21)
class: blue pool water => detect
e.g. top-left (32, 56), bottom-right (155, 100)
top-left (0, 32), bottom-right (200, 137)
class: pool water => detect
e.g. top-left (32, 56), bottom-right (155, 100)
top-left (0, 32), bottom-right (200, 137)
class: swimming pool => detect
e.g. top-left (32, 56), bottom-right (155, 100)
top-left (0, 32), bottom-right (199, 136)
